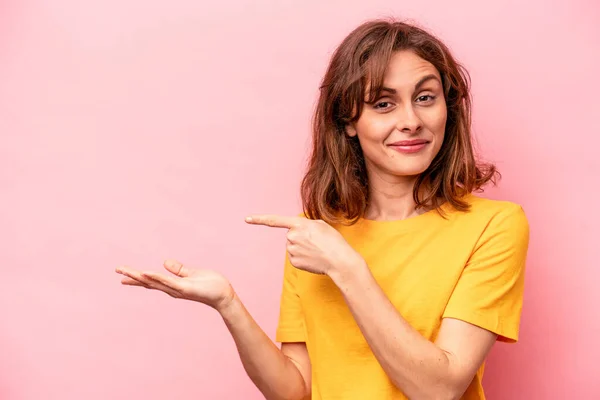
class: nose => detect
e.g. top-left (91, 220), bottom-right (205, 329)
top-left (395, 104), bottom-right (423, 134)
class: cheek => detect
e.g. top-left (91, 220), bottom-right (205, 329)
top-left (428, 109), bottom-right (447, 155)
top-left (421, 106), bottom-right (447, 136)
top-left (355, 113), bottom-right (395, 142)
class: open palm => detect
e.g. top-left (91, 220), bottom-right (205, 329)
top-left (116, 259), bottom-right (235, 311)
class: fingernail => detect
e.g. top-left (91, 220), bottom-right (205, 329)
top-left (245, 216), bottom-right (253, 222)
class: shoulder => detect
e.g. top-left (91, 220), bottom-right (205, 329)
top-left (456, 194), bottom-right (529, 247)
top-left (442, 194), bottom-right (529, 245)
top-left (456, 194), bottom-right (528, 225)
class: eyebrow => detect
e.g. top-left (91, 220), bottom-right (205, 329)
top-left (379, 74), bottom-right (441, 94)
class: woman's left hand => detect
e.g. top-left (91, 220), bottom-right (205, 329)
top-left (245, 214), bottom-right (365, 276)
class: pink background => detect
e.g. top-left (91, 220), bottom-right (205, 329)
top-left (1, 0), bottom-right (598, 398)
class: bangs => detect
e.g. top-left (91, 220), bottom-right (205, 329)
top-left (358, 31), bottom-right (397, 105)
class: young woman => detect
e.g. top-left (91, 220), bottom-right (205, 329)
top-left (116, 19), bottom-right (529, 400)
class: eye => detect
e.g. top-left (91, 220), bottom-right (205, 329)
top-left (373, 101), bottom-right (393, 110)
top-left (416, 95), bottom-right (436, 104)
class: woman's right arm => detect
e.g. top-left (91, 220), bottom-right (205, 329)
top-left (115, 259), bottom-right (310, 400)
top-left (219, 293), bottom-right (311, 400)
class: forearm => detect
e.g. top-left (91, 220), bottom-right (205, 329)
top-left (218, 293), bottom-right (308, 400)
top-left (329, 264), bottom-right (460, 400)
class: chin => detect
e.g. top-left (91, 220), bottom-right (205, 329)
top-left (395, 169), bottom-right (428, 178)
top-left (391, 161), bottom-right (433, 177)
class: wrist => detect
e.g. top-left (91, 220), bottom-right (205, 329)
top-left (215, 288), bottom-right (239, 318)
top-left (328, 256), bottom-right (369, 288)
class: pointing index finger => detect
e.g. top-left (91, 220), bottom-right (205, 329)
top-left (245, 215), bottom-right (301, 229)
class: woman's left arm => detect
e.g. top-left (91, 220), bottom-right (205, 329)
top-left (329, 262), bottom-right (496, 400)
top-left (329, 206), bottom-right (528, 399)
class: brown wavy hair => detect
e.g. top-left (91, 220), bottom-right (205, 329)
top-left (300, 18), bottom-right (499, 225)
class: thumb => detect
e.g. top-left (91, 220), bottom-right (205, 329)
top-left (163, 259), bottom-right (188, 277)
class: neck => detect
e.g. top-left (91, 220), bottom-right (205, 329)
top-left (363, 171), bottom-right (428, 222)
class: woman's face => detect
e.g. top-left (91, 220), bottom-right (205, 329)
top-left (346, 50), bottom-right (447, 181)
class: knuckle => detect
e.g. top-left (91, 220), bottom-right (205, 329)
top-left (287, 244), bottom-right (296, 256)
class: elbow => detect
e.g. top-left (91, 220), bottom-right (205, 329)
top-left (387, 353), bottom-right (470, 400)
top-left (436, 376), bottom-right (470, 400)
top-left (396, 379), bottom-right (465, 400)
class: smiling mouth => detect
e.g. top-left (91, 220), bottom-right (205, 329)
top-left (387, 139), bottom-right (430, 154)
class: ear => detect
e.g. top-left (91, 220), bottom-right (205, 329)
top-left (345, 123), bottom-right (358, 138)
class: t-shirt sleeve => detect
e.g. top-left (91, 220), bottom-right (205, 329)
top-left (442, 203), bottom-right (530, 343)
top-left (275, 251), bottom-right (307, 343)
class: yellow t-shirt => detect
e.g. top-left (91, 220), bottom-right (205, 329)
top-left (275, 194), bottom-right (529, 400)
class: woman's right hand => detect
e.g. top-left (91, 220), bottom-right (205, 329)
top-left (116, 259), bottom-right (236, 313)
